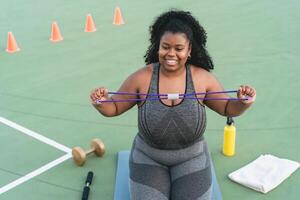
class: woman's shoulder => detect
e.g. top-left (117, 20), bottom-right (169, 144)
top-left (190, 64), bottom-right (212, 78)
top-left (189, 64), bottom-right (218, 90)
top-left (190, 64), bottom-right (222, 90)
top-left (125, 63), bottom-right (154, 87)
top-left (131, 63), bottom-right (155, 78)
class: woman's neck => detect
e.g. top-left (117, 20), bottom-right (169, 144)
top-left (159, 64), bottom-right (186, 78)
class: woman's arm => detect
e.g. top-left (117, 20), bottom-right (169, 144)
top-left (90, 65), bottom-right (153, 117)
top-left (203, 72), bottom-right (256, 117)
top-left (90, 69), bottom-right (143, 117)
top-left (224, 85), bottom-right (256, 116)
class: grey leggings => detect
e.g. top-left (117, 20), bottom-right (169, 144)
top-left (129, 135), bottom-right (212, 200)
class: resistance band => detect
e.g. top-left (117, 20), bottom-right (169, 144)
top-left (96, 90), bottom-right (250, 103)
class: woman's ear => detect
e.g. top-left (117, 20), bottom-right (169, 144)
top-left (188, 44), bottom-right (192, 57)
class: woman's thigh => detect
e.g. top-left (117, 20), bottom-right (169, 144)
top-left (170, 151), bottom-right (212, 200)
top-left (129, 148), bottom-right (171, 200)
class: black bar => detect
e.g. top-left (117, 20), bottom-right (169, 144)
top-left (81, 186), bottom-right (90, 200)
top-left (81, 171), bottom-right (94, 200)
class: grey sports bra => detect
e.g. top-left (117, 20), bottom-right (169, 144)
top-left (137, 63), bottom-right (207, 150)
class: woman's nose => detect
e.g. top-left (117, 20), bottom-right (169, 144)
top-left (167, 48), bottom-right (176, 56)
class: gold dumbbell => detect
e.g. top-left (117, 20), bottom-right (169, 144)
top-left (72, 138), bottom-right (105, 166)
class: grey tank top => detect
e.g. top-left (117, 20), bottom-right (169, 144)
top-left (138, 63), bottom-right (207, 150)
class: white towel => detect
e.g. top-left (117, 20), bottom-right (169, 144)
top-left (228, 154), bottom-right (300, 193)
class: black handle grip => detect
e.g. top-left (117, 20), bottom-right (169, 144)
top-left (85, 171), bottom-right (94, 185)
top-left (81, 186), bottom-right (90, 200)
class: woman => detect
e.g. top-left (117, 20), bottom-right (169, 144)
top-left (90, 10), bottom-right (256, 200)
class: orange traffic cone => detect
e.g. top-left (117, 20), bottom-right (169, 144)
top-left (113, 7), bottom-right (124, 25)
top-left (50, 22), bottom-right (63, 42)
top-left (85, 14), bottom-right (97, 32)
top-left (6, 32), bottom-right (20, 53)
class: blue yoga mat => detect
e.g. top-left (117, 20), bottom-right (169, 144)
top-left (114, 151), bottom-right (222, 200)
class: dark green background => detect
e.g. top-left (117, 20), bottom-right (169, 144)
top-left (0, 0), bottom-right (299, 199)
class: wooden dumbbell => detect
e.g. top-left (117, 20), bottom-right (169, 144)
top-left (72, 138), bottom-right (105, 166)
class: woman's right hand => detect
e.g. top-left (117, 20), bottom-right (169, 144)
top-left (90, 87), bottom-right (109, 105)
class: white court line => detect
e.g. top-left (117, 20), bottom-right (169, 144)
top-left (0, 116), bottom-right (71, 153)
top-left (0, 153), bottom-right (72, 195)
top-left (0, 116), bottom-right (74, 194)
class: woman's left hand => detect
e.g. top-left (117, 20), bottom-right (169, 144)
top-left (237, 85), bottom-right (256, 104)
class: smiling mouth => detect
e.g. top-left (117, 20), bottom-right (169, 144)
top-left (165, 59), bottom-right (177, 65)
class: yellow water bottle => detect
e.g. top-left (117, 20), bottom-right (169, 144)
top-left (222, 117), bottom-right (236, 156)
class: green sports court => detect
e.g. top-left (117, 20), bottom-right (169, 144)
top-left (0, 0), bottom-right (299, 199)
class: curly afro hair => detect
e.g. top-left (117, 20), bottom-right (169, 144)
top-left (144, 10), bottom-right (214, 71)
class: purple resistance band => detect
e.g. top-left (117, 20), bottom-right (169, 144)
top-left (107, 90), bottom-right (238, 97)
top-left (96, 90), bottom-right (250, 103)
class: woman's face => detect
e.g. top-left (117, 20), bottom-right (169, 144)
top-left (158, 31), bottom-right (191, 72)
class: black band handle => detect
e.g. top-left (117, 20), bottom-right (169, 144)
top-left (86, 171), bottom-right (94, 185)
top-left (81, 186), bottom-right (90, 200)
